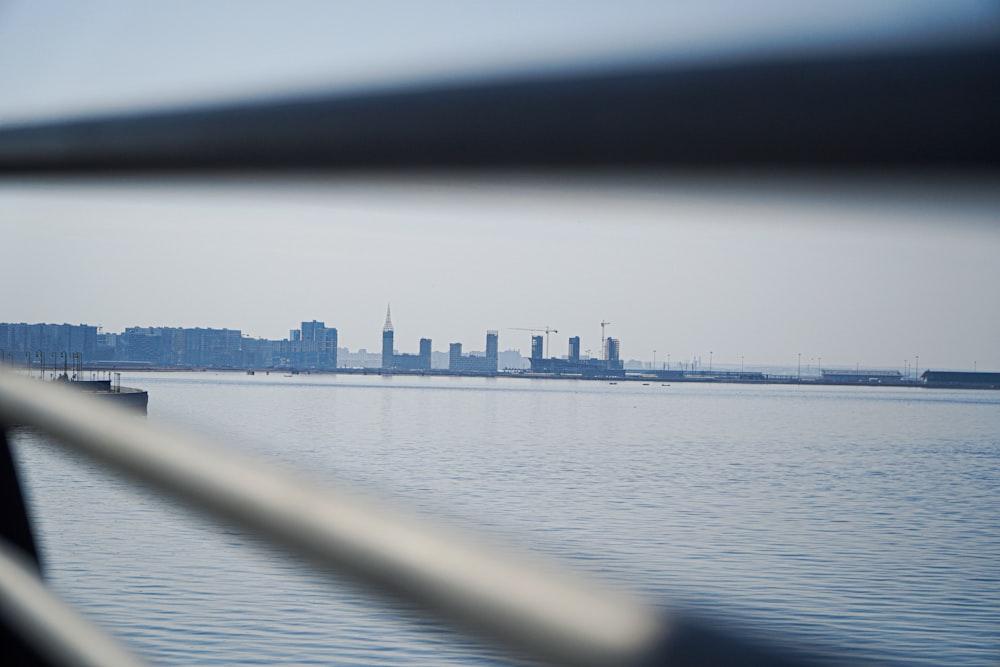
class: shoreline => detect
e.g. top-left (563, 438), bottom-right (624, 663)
top-left (46, 365), bottom-right (998, 390)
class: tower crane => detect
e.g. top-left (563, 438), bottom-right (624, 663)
top-left (510, 327), bottom-right (558, 358)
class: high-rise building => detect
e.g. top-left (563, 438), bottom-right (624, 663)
top-left (531, 335), bottom-right (544, 360)
top-left (605, 337), bottom-right (621, 365)
top-left (287, 320), bottom-right (338, 369)
top-left (319, 326), bottom-right (338, 369)
top-left (380, 305), bottom-right (430, 371)
top-left (568, 336), bottom-right (580, 362)
top-left (449, 342), bottom-right (463, 370)
top-left (485, 330), bottom-right (498, 371)
top-left (300, 320), bottom-right (324, 342)
top-left (419, 338), bottom-right (432, 369)
top-left (381, 304), bottom-right (394, 370)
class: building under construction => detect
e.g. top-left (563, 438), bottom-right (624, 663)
top-left (449, 331), bottom-right (499, 373)
top-left (528, 334), bottom-right (625, 378)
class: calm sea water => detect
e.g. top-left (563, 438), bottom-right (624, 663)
top-left (10, 373), bottom-right (1000, 666)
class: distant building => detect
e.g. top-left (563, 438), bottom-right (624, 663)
top-left (568, 336), bottom-right (580, 362)
top-left (531, 335), bottom-right (544, 360)
top-left (449, 331), bottom-right (500, 373)
top-left (380, 306), bottom-right (430, 371)
top-left (0, 322), bottom-right (99, 367)
top-left (485, 330), bottom-right (498, 370)
top-left (381, 305), bottom-right (394, 370)
top-left (921, 370), bottom-right (1000, 389)
top-left (449, 342), bottom-right (463, 370)
top-left (529, 334), bottom-right (624, 377)
top-left (820, 369), bottom-right (903, 384)
top-left (179, 328), bottom-right (243, 367)
top-left (604, 337), bottom-right (621, 365)
top-left (289, 320), bottom-right (338, 369)
top-left (498, 348), bottom-right (527, 370)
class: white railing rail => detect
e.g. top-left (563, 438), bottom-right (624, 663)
top-left (0, 371), bottom-right (684, 667)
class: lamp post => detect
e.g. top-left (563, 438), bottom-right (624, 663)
top-left (35, 350), bottom-right (44, 379)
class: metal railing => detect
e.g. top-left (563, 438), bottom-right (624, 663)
top-left (0, 371), bottom-right (827, 667)
top-left (6, 17), bottom-right (992, 665)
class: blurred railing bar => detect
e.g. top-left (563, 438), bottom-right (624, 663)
top-left (0, 372), bottom-right (676, 667)
top-left (0, 44), bottom-right (997, 172)
top-left (0, 537), bottom-right (152, 667)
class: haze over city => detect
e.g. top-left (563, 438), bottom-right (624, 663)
top-left (2, 176), bottom-right (997, 371)
top-left (1, 0), bottom-right (997, 372)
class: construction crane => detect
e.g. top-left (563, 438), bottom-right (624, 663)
top-left (600, 320), bottom-right (611, 359)
top-left (510, 327), bottom-right (558, 357)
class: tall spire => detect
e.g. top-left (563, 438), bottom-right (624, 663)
top-left (383, 303), bottom-right (394, 332)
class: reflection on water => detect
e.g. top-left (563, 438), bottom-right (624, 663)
top-left (10, 373), bottom-right (1000, 666)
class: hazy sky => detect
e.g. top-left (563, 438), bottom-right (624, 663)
top-left (2, 176), bottom-right (998, 371)
top-left (1, 2), bottom-right (998, 371)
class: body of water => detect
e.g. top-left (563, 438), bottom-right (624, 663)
top-left (9, 373), bottom-right (1000, 665)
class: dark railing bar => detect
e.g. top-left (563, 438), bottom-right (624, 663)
top-left (0, 44), bottom-right (996, 173)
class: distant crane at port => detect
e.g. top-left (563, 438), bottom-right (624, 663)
top-left (600, 320), bottom-right (611, 359)
top-left (510, 327), bottom-right (558, 357)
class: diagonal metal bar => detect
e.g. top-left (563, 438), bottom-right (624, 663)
top-left (0, 537), bottom-right (151, 667)
top-left (0, 372), bottom-right (670, 667)
top-left (0, 426), bottom-right (41, 572)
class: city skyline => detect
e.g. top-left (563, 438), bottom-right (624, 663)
top-left (2, 177), bottom-right (998, 372)
top-left (0, 313), bottom-right (989, 375)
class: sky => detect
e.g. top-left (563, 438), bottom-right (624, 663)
top-left (2, 175), bottom-right (998, 372)
top-left (1, 1), bottom-right (998, 371)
